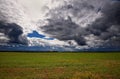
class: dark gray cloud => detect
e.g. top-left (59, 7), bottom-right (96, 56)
top-left (87, 1), bottom-right (120, 47)
top-left (0, 0), bottom-right (28, 45)
top-left (42, 17), bottom-right (87, 45)
top-left (41, 0), bottom-right (120, 47)
top-left (0, 21), bottom-right (28, 45)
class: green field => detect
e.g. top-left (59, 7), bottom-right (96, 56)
top-left (0, 52), bottom-right (120, 79)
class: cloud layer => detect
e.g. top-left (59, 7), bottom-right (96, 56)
top-left (0, 0), bottom-right (119, 50)
top-left (41, 0), bottom-right (120, 48)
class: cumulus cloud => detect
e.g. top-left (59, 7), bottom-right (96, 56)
top-left (0, 0), bottom-right (31, 45)
top-left (0, 32), bottom-right (9, 43)
top-left (41, 0), bottom-right (120, 48)
top-left (87, 1), bottom-right (120, 47)
top-left (0, 0), bottom-right (35, 34)
top-left (0, 21), bottom-right (28, 45)
top-left (42, 17), bottom-right (87, 45)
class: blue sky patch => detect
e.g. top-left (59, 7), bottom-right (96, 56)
top-left (27, 31), bottom-right (54, 40)
top-left (28, 31), bottom-right (45, 38)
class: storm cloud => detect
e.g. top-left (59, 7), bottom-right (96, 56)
top-left (42, 17), bottom-right (87, 45)
top-left (0, 21), bottom-right (28, 45)
top-left (41, 0), bottom-right (120, 47)
top-left (87, 1), bottom-right (120, 47)
top-left (0, 0), bottom-right (29, 45)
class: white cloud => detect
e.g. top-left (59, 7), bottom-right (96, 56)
top-left (0, 33), bottom-right (9, 43)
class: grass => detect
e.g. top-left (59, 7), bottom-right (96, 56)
top-left (0, 52), bottom-right (120, 79)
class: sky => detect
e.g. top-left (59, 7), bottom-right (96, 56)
top-left (0, 0), bottom-right (120, 51)
top-left (19, 0), bottom-right (51, 20)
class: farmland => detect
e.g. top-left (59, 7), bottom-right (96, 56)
top-left (0, 52), bottom-right (120, 79)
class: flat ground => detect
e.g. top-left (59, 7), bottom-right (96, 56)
top-left (0, 52), bottom-right (120, 79)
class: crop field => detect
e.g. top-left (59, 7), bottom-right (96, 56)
top-left (0, 52), bottom-right (120, 79)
